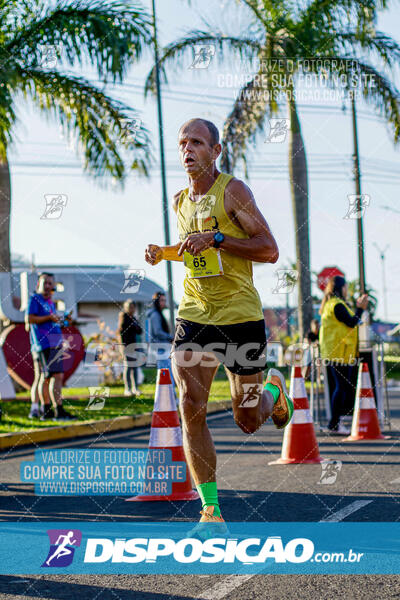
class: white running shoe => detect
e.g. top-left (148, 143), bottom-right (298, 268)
top-left (326, 424), bottom-right (351, 435)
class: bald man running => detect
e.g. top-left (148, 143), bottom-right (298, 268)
top-left (145, 118), bottom-right (293, 525)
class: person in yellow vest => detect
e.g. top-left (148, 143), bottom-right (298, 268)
top-left (145, 118), bottom-right (294, 528)
top-left (319, 275), bottom-right (369, 434)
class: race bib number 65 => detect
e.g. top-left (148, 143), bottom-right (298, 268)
top-left (184, 248), bottom-right (224, 278)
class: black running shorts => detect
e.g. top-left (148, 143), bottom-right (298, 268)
top-left (172, 318), bottom-right (267, 376)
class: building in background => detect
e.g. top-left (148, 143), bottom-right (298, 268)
top-left (10, 264), bottom-right (165, 337)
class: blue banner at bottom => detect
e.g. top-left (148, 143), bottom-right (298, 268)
top-left (0, 522), bottom-right (398, 574)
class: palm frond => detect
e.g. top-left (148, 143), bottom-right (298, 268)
top-left (14, 66), bottom-right (152, 182)
top-left (336, 31), bottom-right (400, 69)
top-left (144, 31), bottom-right (262, 96)
top-left (0, 84), bottom-right (16, 161)
top-left (7, 0), bottom-right (152, 83)
top-left (240, 0), bottom-right (270, 28)
top-left (351, 60), bottom-right (400, 143)
top-left (302, 0), bottom-right (388, 31)
top-left (258, 0), bottom-right (292, 22)
top-left (309, 57), bottom-right (400, 143)
top-left (220, 70), bottom-right (280, 174)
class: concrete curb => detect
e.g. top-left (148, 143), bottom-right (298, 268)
top-left (0, 400), bottom-right (232, 451)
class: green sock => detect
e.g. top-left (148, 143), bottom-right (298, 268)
top-left (265, 382), bottom-right (280, 404)
top-left (196, 481), bottom-right (221, 517)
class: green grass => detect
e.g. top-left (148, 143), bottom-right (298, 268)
top-left (382, 356), bottom-right (400, 380)
top-left (8, 356), bottom-right (399, 434)
top-left (0, 380), bottom-right (233, 434)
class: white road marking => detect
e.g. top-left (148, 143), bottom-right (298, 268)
top-left (390, 476), bottom-right (400, 484)
top-left (197, 575), bottom-right (254, 600)
top-left (319, 499), bottom-right (373, 522)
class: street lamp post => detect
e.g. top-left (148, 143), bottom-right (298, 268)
top-left (373, 243), bottom-right (389, 321)
top-left (151, 0), bottom-right (175, 330)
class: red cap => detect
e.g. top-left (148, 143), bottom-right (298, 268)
top-left (362, 362), bottom-right (369, 373)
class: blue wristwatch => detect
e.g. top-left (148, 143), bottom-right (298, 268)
top-left (213, 231), bottom-right (225, 248)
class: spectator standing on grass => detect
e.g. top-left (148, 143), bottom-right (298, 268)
top-left (27, 272), bottom-right (75, 421)
top-left (117, 299), bottom-right (142, 397)
top-left (145, 291), bottom-right (176, 389)
top-left (319, 275), bottom-right (368, 434)
top-left (146, 292), bottom-right (173, 357)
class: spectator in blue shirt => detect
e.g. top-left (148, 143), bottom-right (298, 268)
top-left (27, 272), bottom-right (75, 421)
top-left (146, 292), bottom-right (174, 346)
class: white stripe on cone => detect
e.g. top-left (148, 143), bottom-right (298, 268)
top-left (360, 371), bottom-right (372, 389)
top-left (351, 364), bottom-right (375, 437)
top-left (291, 408), bottom-right (313, 424)
top-left (149, 426), bottom-right (182, 448)
top-left (154, 384), bottom-right (176, 412)
top-left (358, 396), bottom-right (376, 410)
top-left (290, 376), bottom-right (307, 400)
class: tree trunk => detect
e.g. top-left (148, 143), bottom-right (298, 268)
top-left (287, 95), bottom-right (312, 339)
top-left (0, 157), bottom-right (11, 273)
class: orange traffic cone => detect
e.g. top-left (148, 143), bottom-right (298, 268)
top-left (126, 368), bottom-right (199, 501)
top-left (343, 362), bottom-right (389, 441)
top-left (269, 366), bottom-right (323, 465)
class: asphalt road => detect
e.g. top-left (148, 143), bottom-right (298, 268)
top-left (1, 390), bottom-right (399, 599)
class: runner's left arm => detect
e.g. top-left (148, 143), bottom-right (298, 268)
top-left (177, 179), bottom-right (279, 262)
top-left (218, 179), bottom-right (278, 263)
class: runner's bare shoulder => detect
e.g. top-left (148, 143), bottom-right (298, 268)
top-left (224, 177), bottom-right (255, 223)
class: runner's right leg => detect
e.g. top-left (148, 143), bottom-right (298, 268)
top-left (172, 350), bottom-right (224, 521)
top-left (172, 350), bottom-right (219, 484)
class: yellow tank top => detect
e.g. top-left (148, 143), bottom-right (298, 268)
top-left (177, 172), bottom-right (264, 325)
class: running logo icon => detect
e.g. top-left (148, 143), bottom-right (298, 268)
top-left (39, 45), bottom-right (61, 69)
top-left (189, 45), bottom-right (215, 69)
top-left (265, 119), bottom-right (290, 143)
top-left (239, 383), bottom-right (263, 408)
top-left (41, 194), bottom-right (68, 220)
top-left (46, 336), bottom-right (74, 370)
top-left (318, 460), bottom-right (343, 485)
top-left (272, 269), bottom-right (298, 294)
top-left (86, 386), bottom-right (110, 410)
top-left (42, 529), bottom-right (82, 568)
top-left (121, 269), bottom-right (145, 293)
top-left (344, 194), bottom-right (370, 219)
top-left (121, 118), bottom-right (142, 143)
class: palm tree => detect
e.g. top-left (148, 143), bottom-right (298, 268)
top-left (145, 0), bottom-right (400, 338)
top-left (0, 0), bottom-right (153, 272)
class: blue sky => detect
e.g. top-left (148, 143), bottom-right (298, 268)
top-left (8, 0), bottom-right (400, 322)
